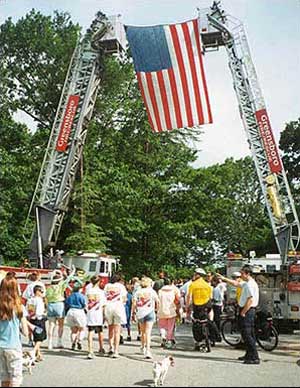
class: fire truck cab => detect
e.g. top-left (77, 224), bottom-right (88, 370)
top-left (62, 252), bottom-right (118, 284)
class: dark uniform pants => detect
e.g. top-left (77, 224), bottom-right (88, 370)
top-left (239, 307), bottom-right (259, 360)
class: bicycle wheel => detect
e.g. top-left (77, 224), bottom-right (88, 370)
top-left (256, 325), bottom-right (279, 351)
top-left (221, 319), bottom-right (242, 346)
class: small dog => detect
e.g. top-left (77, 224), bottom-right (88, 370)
top-left (22, 350), bottom-right (36, 375)
top-left (152, 355), bottom-right (174, 387)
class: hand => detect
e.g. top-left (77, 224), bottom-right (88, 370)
top-left (240, 312), bottom-right (245, 317)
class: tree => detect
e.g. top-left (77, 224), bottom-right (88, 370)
top-left (193, 157), bottom-right (276, 257)
top-left (279, 118), bottom-right (300, 206)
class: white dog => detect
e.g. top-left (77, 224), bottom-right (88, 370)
top-left (22, 350), bottom-right (36, 375)
top-left (152, 356), bottom-right (174, 387)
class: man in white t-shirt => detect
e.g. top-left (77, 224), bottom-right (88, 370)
top-left (218, 265), bottom-right (260, 364)
top-left (104, 274), bottom-right (127, 359)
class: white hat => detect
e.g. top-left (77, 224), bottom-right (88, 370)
top-left (194, 268), bottom-right (206, 275)
top-left (232, 271), bottom-right (241, 277)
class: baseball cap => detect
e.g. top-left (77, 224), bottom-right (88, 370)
top-left (194, 268), bottom-right (206, 275)
top-left (232, 271), bottom-right (241, 277)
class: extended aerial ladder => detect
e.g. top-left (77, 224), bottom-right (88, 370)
top-left (199, 1), bottom-right (300, 264)
top-left (25, 13), bottom-right (125, 267)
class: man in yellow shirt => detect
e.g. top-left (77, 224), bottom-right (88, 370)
top-left (186, 268), bottom-right (220, 349)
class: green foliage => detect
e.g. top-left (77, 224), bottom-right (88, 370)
top-left (0, 9), bottom-right (288, 276)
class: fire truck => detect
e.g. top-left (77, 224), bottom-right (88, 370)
top-left (226, 251), bottom-right (300, 332)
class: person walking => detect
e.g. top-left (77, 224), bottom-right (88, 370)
top-left (218, 265), bottom-right (260, 364)
top-left (0, 273), bottom-right (29, 387)
top-left (26, 285), bottom-right (47, 362)
top-left (85, 275), bottom-right (107, 359)
top-left (132, 277), bottom-right (159, 360)
top-left (157, 278), bottom-right (180, 349)
top-left (186, 268), bottom-right (219, 349)
top-left (46, 270), bottom-right (73, 350)
top-left (104, 274), bottom-right (127, 359)
top-left (65, 281), bottom-right (87, 351)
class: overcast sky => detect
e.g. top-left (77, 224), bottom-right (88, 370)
top-left (1, 0), bottom-right (299, 167)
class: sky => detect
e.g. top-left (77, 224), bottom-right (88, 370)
top-left (1, 0), bottom-right (300, 167)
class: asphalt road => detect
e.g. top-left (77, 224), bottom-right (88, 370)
top-left (22, 324), bottom-right (300, 387)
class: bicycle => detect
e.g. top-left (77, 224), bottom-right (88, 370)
top-left (221, 306), bottom-right (279, 351)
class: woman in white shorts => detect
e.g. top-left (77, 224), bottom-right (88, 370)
top-left (104, 274), bottom-right (127, 359)
top-left (65, 282), bottom-right (87, 351)
top-left (0, 273), bottom-right (29, 387)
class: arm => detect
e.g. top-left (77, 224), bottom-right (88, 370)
top-left (131, 298), bottom-right (137, 322)
top-left (216, 273), bottom-right (242, 288)
top-left (20, 316), bottom-right (29, 338)
top-left (240, 297), bottom-right (253, 316)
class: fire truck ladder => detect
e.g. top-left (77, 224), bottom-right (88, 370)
top-left (25, 13), bottom-right (120, 267)
top-left (202, 2), bottom-right (300, 262)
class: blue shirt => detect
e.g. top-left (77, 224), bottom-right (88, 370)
top-left (65, 292), bottom-right (86, 309)
top-left (0, 314), bottom-right (22, 350)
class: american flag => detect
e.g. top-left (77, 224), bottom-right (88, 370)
top-left (125, 18), bottom-right (213, 132)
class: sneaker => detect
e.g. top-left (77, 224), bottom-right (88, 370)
top-left (243, 359), bottom-right (260, 365)
top-left (194, 343), bottom-right (200, 351)
top-left (98, 348), bottom-right (106, 356)
top-left (108, 349), bottom-right (114, 357)
top-left (126, 336), bottom-right (132, 342)
top-left (87, 352), bottom-right (94, 359)
top-left (136, 335), bottom-right (141, 341)
top-left (144, 350), bottom-right (153, 359)
top-left (71, 342), bottom-right (76, 351)
top-left (112, 352), bottom-right (120, 359)
top-left (238, 355), bottom-right (248, 361)
top-left (165, 341), bottom-right (172, 349)
top-left (119, 336), bottom-right (124, 345)
top-left (161, 338), bottom-right (166, 348)
top-left (140, 346), bottom-right (146, 355)
top-left (77, 342), bottom-right (82, 351)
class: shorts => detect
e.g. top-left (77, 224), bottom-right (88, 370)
top-left (87, 326), bottom-right (103, 333)
top-left (105, 304), bottom-right (126, 325)
top-left (138, 311), bottom-right (155, 324)
top-left (66, 308), bottom-right (87, 328)
top-left (47, 302), bottom-right (65, 319)
top-left (0, 348), bottom-right (23, 386)
top-left (29, 318), bottom-right (47, 342)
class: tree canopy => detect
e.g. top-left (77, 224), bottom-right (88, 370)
top-left (1, 9), bottom-right (292, 276)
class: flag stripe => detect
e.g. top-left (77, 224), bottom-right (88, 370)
top-left (167, 68), bottom-right (183, 129)
top-left (162, 70), bottom-right (177, 130)
top-left (146, 72), bottom-right (163, 132)
top-left (169, 24), bottom-right (194, 127)
top-left (164, 27), bottom-right (185, 127)
top-left (137, 72), bottom-right (156, 131)
top-left (193, 19), bottom-right (212, 123)
top-left (157, 70), bottom-right (172, 130)
top-left (182, 21), bottom-right (204, 124)
top-left (177, 21), bottom-right (199, 126)
top-left (152, 72), bottom-right (167, 131)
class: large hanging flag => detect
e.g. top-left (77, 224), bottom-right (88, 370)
top-left (125, 18), bottom-right (213, 132)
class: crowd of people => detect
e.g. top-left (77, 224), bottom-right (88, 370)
top-left (0, 264), bottom-right (262, 387)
